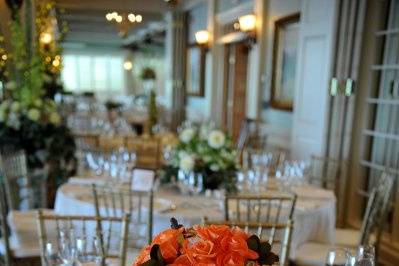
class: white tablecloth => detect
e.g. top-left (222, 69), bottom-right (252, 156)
top-left (54, 181), bottom-right (336, 258)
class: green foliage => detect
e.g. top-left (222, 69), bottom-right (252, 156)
top-left (8, 15), bottom-right (44, 107)
top-left (140, 67), bottom-right (156, 80)
top-left (148, 90), bottom-right (158, 135)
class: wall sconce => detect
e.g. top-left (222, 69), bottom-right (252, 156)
top-left (195, 30), bottom-right (209, 46)
top-left (238, 14), bottom-right (256, 32)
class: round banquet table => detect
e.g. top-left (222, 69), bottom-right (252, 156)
top-left (54, 179), bottom-right (336, 259)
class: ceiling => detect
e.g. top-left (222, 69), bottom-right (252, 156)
top-left (55, 0), bottom-right (169, 48)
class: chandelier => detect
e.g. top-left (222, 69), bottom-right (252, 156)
top-left (105, 12), bottom-right (143, 38)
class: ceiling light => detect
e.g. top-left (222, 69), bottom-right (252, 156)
top-left (106, 12), bottom-right (143, 38)
top-left (123, 60), bottom-right (133, 70)
top-left (128, 13), bottom-right (135, 22)
top-left (106, 13), bottom-right (113, 21)
top-left (116, 15), bottom-right (123, 23)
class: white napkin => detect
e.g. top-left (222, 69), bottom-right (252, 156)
top-left (294, 185), bottom-right (335, 199)
top-left (131, 169), bottom-right (155, 191)
top-left (68, 177), bottom-right (106, 186)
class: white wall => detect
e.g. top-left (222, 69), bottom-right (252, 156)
top-left (259, 0), bottom-right (301, 149)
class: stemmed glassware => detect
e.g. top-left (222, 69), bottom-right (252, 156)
top-left (355, 245), bottom-right (375, 266)
top-left (325, 248), bottom-right (354, 266)
top-left (59, 229), bottom-right (78, 265)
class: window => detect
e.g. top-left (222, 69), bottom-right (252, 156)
top-left (357, 0), bottom-right (399, 248)
top-left (61, 52), bottom-right (125, 95)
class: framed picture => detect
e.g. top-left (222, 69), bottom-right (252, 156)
top-left (185, 44), bottom-right (206, 97)
top-left (270, 13), bottom-right (300, 111)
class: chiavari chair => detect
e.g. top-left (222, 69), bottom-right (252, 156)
top-left (203, 218), bottom-right (294, 266)
top-left (308, 155), bottom-right (345, 191)
top-left (98, 135), bottom-right (126, 153)
top-left (224, 193), bottom-right (297, 224)
top-left (37, 210), bottom-right (130, 266)
top-left (0, 151), bottom-right (45, 210)
top-left (0, 180), bottom-right (41, 266)
top-left (292, 170), bottom-right (394, 266)
top-left (91, 184), bottom-right (154, 246)
top-left (126, 137), bottom-right (160, 169)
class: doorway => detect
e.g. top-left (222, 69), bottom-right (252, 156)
top-left (222, 41), bottom-right (249, 142)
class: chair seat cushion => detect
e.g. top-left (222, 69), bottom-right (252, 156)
top-left (292, 242), bottom-right (331, 266)
top-left (7, 209), bottom-right (55, 247)
top-left (0, 236), bottom-right (40, 258)
top-left (293, 242), bottom-right (357, 266)
top-left (335, 228), bottom-right (376, 248)
top-left (335, 228), bottom-right (359, 247)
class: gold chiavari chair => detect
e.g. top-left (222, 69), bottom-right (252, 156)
top-left (0, 180), bottom-right (41, 266)
top-left (203, 218), bottom-right (294, 266)
top-left (126, 137), bottom-right (160, 169)
top-left (98, 135), bottom-right (126, 153)
top-left (292, 170), bottom-right (394, 265)
top-left (36, 210), bottom-right (130, 266)
top-left (74, 133), bottom-right (99, 151)
top-left (224, 193), bottom-right (297, 224)
top-left (308, 155), bottom-right (346, 191)
top-left (91, 184), bottom-right (154, 246)
top-left (0, 150), bottom-right (47, 210)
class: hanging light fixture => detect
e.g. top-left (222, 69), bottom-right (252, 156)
top-left (105, 12), bottom-right (143, 38)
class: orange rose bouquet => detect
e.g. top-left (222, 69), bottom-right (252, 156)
top-left (133, 218), bottom-right (279, 266)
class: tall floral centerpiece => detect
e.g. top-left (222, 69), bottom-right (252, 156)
top-left (0, 0), bottom-right (75, 207)
top-left (169, 123), bottom-right (239, 192)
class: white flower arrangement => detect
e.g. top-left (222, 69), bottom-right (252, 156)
top-left (170, 122), bottom-right (239, 174)
top-left (0, 98), bottom-right (62, 129)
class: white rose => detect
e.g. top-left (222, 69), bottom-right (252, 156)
top-left (34, 99), bottom-right (43, 107)
top-left (179, 155), bottom-right (195, 172)
top-left (210, 163), bottom-right (220, 172)
top-left (208, 130), bottom-right (226, 149)
top-left (5, 81), bottom-right (17, 90)
top-left (27, 108), bottom-right (40, 121)
top-left (49, 112), bottom-right (61, 124)
top-left (10, 102), bottom-right (20, 112)
top-left (7, 112), bottom-right (20, 130)
top-left (179, 128), bottom-right (195, 143)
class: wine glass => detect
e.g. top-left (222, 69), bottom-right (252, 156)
top-left (356, 245), bottom-right (375, 266)
top-left (59, 229), bottom-right (78, 266)
top-left (325, 248), bottom-right (353, 266)
top-left (44, 242), bottom-right (61, 266)
top-left (76, 235), bottom-right (102, 265)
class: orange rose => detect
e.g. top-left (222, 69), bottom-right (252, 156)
top-left (133, 246), bottom-right (151, 266)
top-left (216, 251), bottom-right (246, 266)
top-left (169, 254), bottom-right (192, 266)
top-left (152, 228), bottom-right (184, 262)
top-left (195, 225), bottom-right (232, 243)
top-left (188, 239), bottom-right (217, 264)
